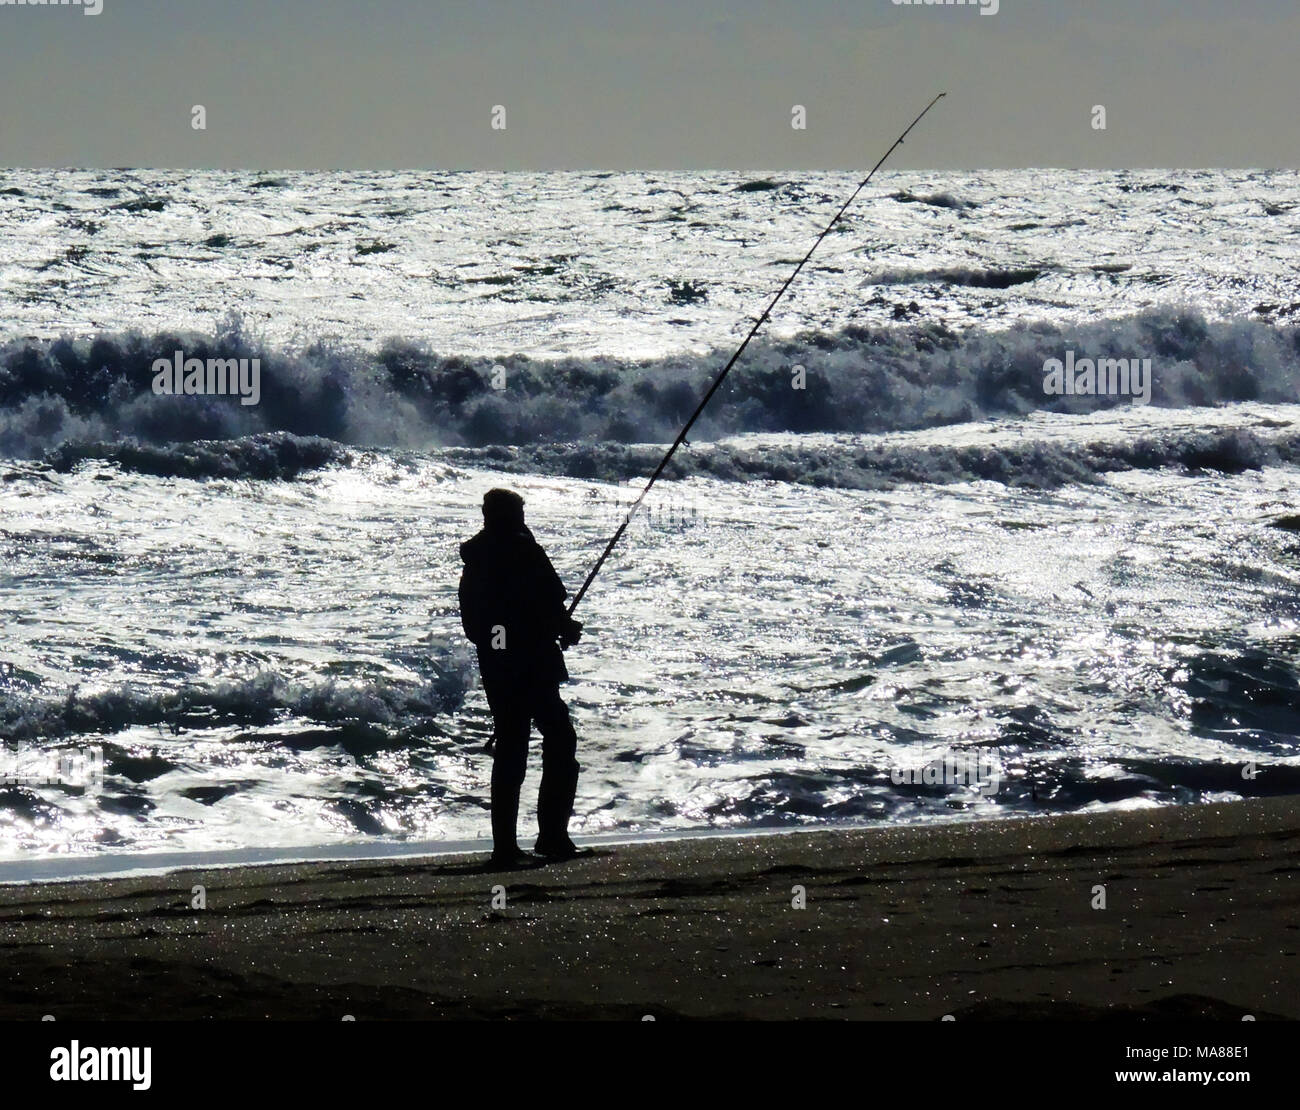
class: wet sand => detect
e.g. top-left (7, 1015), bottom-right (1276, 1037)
top-left (1, 797), bottom-right (1297, 1019)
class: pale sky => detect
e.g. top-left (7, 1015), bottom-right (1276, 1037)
top-left (0, 0), bottom-right (1296, 169)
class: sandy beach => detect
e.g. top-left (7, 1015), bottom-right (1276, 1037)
top-left (0, 796), bottom-right (1295, 1020)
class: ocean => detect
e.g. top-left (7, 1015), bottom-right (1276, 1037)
top-left (2, 167), bottom-right (1299, 862)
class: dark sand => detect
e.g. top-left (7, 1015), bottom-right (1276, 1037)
top-left (1, 797), bottom-right (1297, 1019)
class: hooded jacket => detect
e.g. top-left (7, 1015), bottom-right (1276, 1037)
top-left (458, 523), bottom-right (569, 685)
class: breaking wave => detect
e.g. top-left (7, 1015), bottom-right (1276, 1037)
top-left (891, 190), bottom-right (978, 211)
top-left (45, 432), bottom-right (349, 481)
top-left (0, 658), bottom-right (474, 743)
top-left (439, 426), bottom-right (1300, 491)
top-left (2, 309), bottom-right (1298, 463)
top-left (863, 266), bottom-right (1043, 288)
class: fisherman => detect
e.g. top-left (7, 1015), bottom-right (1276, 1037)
top-left (457, 97), bottom-right (945, 864)
top-left (458, 488), bottom-right (584, 865)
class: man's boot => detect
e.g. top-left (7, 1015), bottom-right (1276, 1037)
top-left (490, 763), bottom-right (525, 866)
top-left (536, 756), bottom-right (578, 858)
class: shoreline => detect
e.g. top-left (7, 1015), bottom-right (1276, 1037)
top-left (1, 796), bottom-right (1297, 1019)
top-left (0, 813), bottom-right (1041, 886)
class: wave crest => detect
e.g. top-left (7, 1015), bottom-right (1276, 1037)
top-left (45, 432), bottom-right (348, 480)
top-left (0, 658), bottom-right (473, 743)
top-left (2, 309), bottom-right (1298, 462)
top-left (440, 425), bottom-right (1300, 491)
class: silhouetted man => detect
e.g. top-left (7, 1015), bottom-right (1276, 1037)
top-left (459, 488), bottom-right (584, 865)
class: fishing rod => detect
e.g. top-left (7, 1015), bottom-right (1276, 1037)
top-left (568, 91), bottom-right (948, 618)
